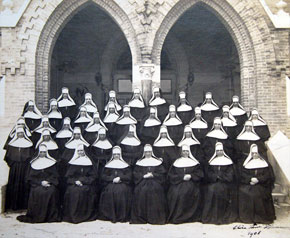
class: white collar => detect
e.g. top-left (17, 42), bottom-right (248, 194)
top-left (177, 104), bottom-right (192, 112)
top-left (173, 157), bottom-right (199, 168)
top-left (65, 139), bottom-right (89, 149)
top-left (31, 157), bottom-right (56, 170)
top-left (221, 117), bottom-right (237, 127)
top-left (121, 137), bottom-right (141, 146)
top-left (206, 130), bottom-right (228, 139)
top-left (58, 98), bottom-right (75, 107)
top-left (149, 97), bottom-right (166, 106)
top-left (48, 111), bottom-right (62, 119)
top-left (163, 117), bottom-right (182, 126)
top-left (37, 140), bottom-right (58, 150)
top-left (237, 131), bottom-right (260, 141)
top-left (244, 158), bottom-right (268, 169)
top-left (74, 116), bottom-right (92, 123)
top-left (200, 103), bottom-right (219, 111)
top-left (23, 111), bottom-right (42, 119)
top-left (144, 118), bottom-right (161, 127)
top-left (83, 104), bottom-right (98, 113)
top-left (178, 138), bottom-right (200, 147)
top-left (34, 127), bottom-right (56, 134)
top-left (103, 113), bottom-right (119, 123)
top-left (85, 124), bottom-right (105, 132)
top-left (251, 119), bottom-right (267, 126)
top-left (8, 137), bottom-right (33, 148)
top-left (153, 138), bottom-right (175, 147)
top-left (105, 159), bottom-right (129, 169)
top-left (128, 99), bottom-right (145, 108)
top-left (209, 156), bottom-right (233, 165)
top-left (230, 107), bottom-right (246, 116)
top-left (116, 117), bottom-right (137, 125)
top-left (56, 129), bottom-right (73, 139)
top-left (190, 120), bottom-right (208, 129)
top-left (136, 157), bottom-right (162, 167)
top-left (92, 139), bottom-right (112, 149)
top-left (69, 155), bottom-right (92, 166)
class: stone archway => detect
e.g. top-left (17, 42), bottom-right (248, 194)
top-left (35, 0), bottom-right (140, 111)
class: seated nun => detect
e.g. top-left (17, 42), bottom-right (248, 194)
top-left (239, 144), bottom-right (275, 224)
top-left (31, 115), bottom-right (57, 146)
top-left (103, 102), bottom-right (120, 141)
top-left (57, 87), bottom-right (77, 119)
top-left (189, 107), bottom-right (209, 145)
top-left (167, 144), bottom-right (204, 224)
top-left (84, 112), bottom-right (107, 144)
top-left (104, 90), bottom-right (122, 112)
top-left (176, 91), bottom-right (194, 125)
top-left (98, 146), bottom-right (132, 223)
top-left (47, 98), bottom-right (63, 131)
top-left (4, 127), bottom-right (34, 211)
top-left (139, 107), bottom-right (162, 145)
top-left (249, 109), bottom-right (271, 142)
top-left (90, 127), bottom-right (114, 173)
top-left (62, 144), bottom-right (98, 224)
top-left (200, 92), bottom-right (220, 126)
top-left (153, 125), bottom-right (177, 170)
top-left (178, 125), bottom-right (204, 164)
top-left (73, 106), bottom-right (92, 133)
top-left (235, 120), bottom-right (267, 166)
top-left (220, 105), bottom-right (239, 140)
top-left (115, 105), bottom-right (138, 142)
top-left (22, 100), bottom-right (42, 131)
top-left (17, 144), bottom-right (60, 223)
top-left (148, 87), bottom-right (168, 122)
top-left (119, 124), bottom-right (143, 166)
top-left (229, 95), bottom-right (247, 127)
top-left (162, 105), bottom-right (184, 144)
top-left (128, 88), bottom-right (146, 123)
top-left (35, 129), bottom-right (59, 159)
top-left (130, 144), bottom-right (167, 224)
top-left (201, 142), bottom-right (237, 224)
top-left (4, 116), bottom-right (31, 150)
top-left (55, 117), bottom-right (73, 151)
top-left (80, 93), bottom-right (98, 117)
top-left (202, 117), bottom-right (234, 162)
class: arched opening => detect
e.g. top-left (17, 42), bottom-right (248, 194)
top-left (160, 4), bottom-right (240, 106)
top-left (50, 2), bottom-right (132, 109)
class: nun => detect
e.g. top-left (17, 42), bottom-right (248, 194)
top-left (239, 144), bottom-right (276, 224)
top-left (55, 117), bottom-right (73, 151)
top-left (202, 117), bottom-right (234, 162)
top-left (128, 88), bottom-right (146, 123)
top-left (90, 128), bottom-right (114, 173)
top-left (176, 91), bottom-right (194, 125)
top-left (4, 127), bottom-right (34, 211)
top-left (22, 100), bottom-right (42, 131)
top-left (148, 87), bottom-right (168, 122)
top-left (221, 105), bottom-right (239, 140)
top-left (103, 102), bottom-right (120, 141)
top-left (163, 105), bottom-right (184, 144)
top-left (98, 146), bottom-right (132, 223)
top-left (189, 107), bottom-right (209, 145)
top-left (130, 144), bottom-right (167, 224)
top-left (104, 90), bottom-right (122, 113)
top-left (62, 144), bottom-right (98, 223)
top-left (178, 125), bottom-right (204, 164)
top-left (235, 120), bottom-right (268, 166)
top-left (17, 144), bottom-right (60, 223)
top-left (84, 112), bottom-right (107, 144)
top-left (249, 109), bottom-right (271, 142)
top-left (200, 92), bottom-right (220, 126)
top-left (139, 107), bottom-right (162, 144)
top-left (81, 93), bottom-right (98, 116)
top-left (201, 142), bottom-right (237, 224)
top-left (57, 87), bottom-right (77, 119)
top-left (153, 125), bottom-right (178, 170)
top-left (167, 144), bottom-right (204, 224)
top-left (229, 95), bottom-right (248, 127)
top-left (119, 124), bottom-right (143, 166)
top-left (74, 106), bottom-right (92, 133)
top-left (47, 98), bottom-right (63, 131)
top-left (35, 129), bottom-right (59, 159)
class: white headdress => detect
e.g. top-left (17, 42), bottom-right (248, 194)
top-left (120, 124), bottom-right (141, 146)
top-left (47, 98), bottom-right (62, 119)
top-left (173, 144), bottom-right (199, 168)
top-left (9, 116), bottom-right (31, 138)
top-left (103, 102), bottom-right (120, 123)
top-left (153, 125), bottom-right (175, 147)
top-left (105, 146), bottom-right (129, 169)
top-left (92, 127), bottom-right (113, 149)
top-left (208, 142), bottom-right (233, 165)
top-left (248, 108), bottom-right (267, 126)
top-left (116, 105), bottom-right (137, 125)
top-left (33, 115), bottom-right (57, 134)
top-left (74, 106), bottom-right (93, 123)
top-left (30, 144), bottom-right (57, 170)
top-left (36, 129), bottom-right (58, 150)
top-left (229, 95), bottom-right (246, 116)
top-left (68, 144), bottom-right (92, 166)
top-left (206, 117), bottom-right (228, 139)
top-left (56, 117), bottom-right (73, 139)
top-left (200, 92), bottom-right (219, 111)
top-left (23, 100), bottom-right (42, 119)
top-left (163, 105), bottom-right (183, 126)
top-left (178, 125), bottom-right (200, 147)
top-left (189, 107), bottom-right (208, 129)
top-left (128, 88), bottom-right (145, 108)
top-left (221, 105), bottom-right (237, 127)
top-left (243, 144), bottom-right (268, 169)
top-left (8, 127), bottom-right (33, 148)
top-left (85, 112), bottom-right (107, 132)
top-left (65, 127), bottom-right (90, 149)
top-left (104, 90), bottom-right (122, 111)
top-left (136, 144), bottom-right (163, 166)
top-left (144, 107), bottom-right (161, 127)
top-left (81, 93), bottom-right (98, 113)
top-left (57, 87), bottom-right (76, 107)
top-left (236, 120), bottom-right (260, 141)
top-left (149, 87), bottom-right (166, 106)
top-left (177, 91), bottom-right (192, 112)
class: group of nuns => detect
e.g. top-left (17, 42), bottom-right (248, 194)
top-left (3, 87), bottom-right (276, 225)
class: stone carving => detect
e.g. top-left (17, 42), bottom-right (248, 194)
top-left (139, 64), bottom-right (155, 80)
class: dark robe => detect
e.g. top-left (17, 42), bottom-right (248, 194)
top-left (89, 146), bottom-right (113, 175)
top-left (84, 131), bottom-right (99, 145)
top-left (223, 125), bottom-right (239, 141)
top-left (233, 114), bottom-right (248, 127)
top-left (201, 109), bottom-right (221, 127)
top-left (62, 164), bottom-right (98, 223)
top-left (201, 164), bottom-right (238, 224)
top-left (238, 166), bottom-right (276, 224)
top-left (49, 118), bottom-right (62, 132)
top-left (130, 164), bottom-right (167, 224)
top-left (139, 124), bottom-right (160, 145)
top-left (4, 145), bottom-right (34, 211)
top-left (98, 167), bottom-right (132, 223)
top-left (167, 164), bottom-right (204, 224)
top-left (24, 118), bottom-right (41, 131)
top-left (120, 144), bottom-right (143, 166)
top-left (177, 110), bottom-right (194, 125)
top-left (253, 125), bottom-right (271, 142)
top-left (166, 125), bottom-right (184, 145)
top-left (153, 146), bottom-right (178, 170)
top-left (55, 137), bottom-right (71, 153)
top-left (58, 105), bottom-right (77, 120)
top-left (16, 164), bottom-right (61, 223)
top-left (104, 123), bottom-right (118, 142)
top-left (192, 128), bottom-right (209, 145)
top-left (130, 108), bottom-right (146, 124)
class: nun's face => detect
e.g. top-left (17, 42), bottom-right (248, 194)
top-left (62, 93), bottom-right (68, 99)
top-left (154, 91), bottom-right (160, 98)
top-left (74, 133), bottom-right (81, 140)
top-left (77, 149), bottom-right (85, 157)
top-left (170, 111), bottom-right (176, 118)
top-left (233, 102), bottom-right (239, 107)
top-left (128, 131), bottom-right (134, 137)
top-left (150, 112), bottom-right (155, 118)
top-left (43, 121), bottom-right (49, 127)
top-left (109, 96), bottom-right (115, 102)
top-left (180, 98), bottom-right (186, 104)
top-left (39, 151), bottom-right (46, 157)
top-left (206, 98), bottom-right (212, 104)
top-left (245, 125), bottom-right (252, 132)
top-left (185, 132), bottom-right (191, 138)
top-left (252, 114), bottom-right (258, 120)
top-left (51, 105), bottom-right (57, 111)
top-left (144, 151), bottom-right (152, 158)
top-left (17, 132), bottom-right (24, 138)
top-left (223, 111), bottom-right (229, 118)
top-left (43, 135), bottom-right (50, 141)
top-left (252, 152), bottom-right (258, 159)
top-left (28, 105), bottom-right (34, 111)
top-left (182, 150), bottom-right (189, 158)
top-left (113, 153), bottom-right (120, 160)
top-left (134, 93), bottom-right (140, 99)
top-left (80, 111), bottom-right (86, 117)
top-left (109, 107), bottom-right (115, 113)
top-left (214, 123), bottom-right (221, 130)
top-left (86, 98), bottom-right (91, 104)
top-left (124, 111), bottom-right (130, 117)
top-left (99, 133), bottom-right (106, 140)
top-left (216, 149), bottom-right (224, 157)
top-left (94, 118), bottom-right (100, 123)
top-left (161, 132), bottom-right (167, 138)
top-left (195, 113), bottom-right (201, 119)
top-left (63, 124), bottom-right (69, 130)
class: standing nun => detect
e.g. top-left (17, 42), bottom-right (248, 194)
top-left (35, 129), bottom-right (59, 160)
top-left (249, 109), bottom-right (271, 142)
top-left (163, 105), bottom-right (184, 144)
top-left (128, 88), bottom-right (146, 123)
top-left (57, 87), bottom-right (77, 119)
top-left (229, 95), bottom-right (248, 127)
top-left (81, 93), bottom-right (98, 117)
top-left (98, 146), bottom-right (132, 223)
top-left (119, 124), bottom-right (143, 166)
top-left (22, 100), bottom-right (42, 131)
top-left (4, 127), bottom-right (34, 211)
top-left (74, 106), bottom-right (92, 133)
top-left (103, 102), bottom-right (120, 141)
top-left (201, 142), bottom-right (237, 224)
top-left (239, 144), bottom-right (275, 224)
top-left (189, 107), bottom-right (209, 145)
top-left (153, 125), bottom-right (177, 170)
top-left (139, 107), bottom-right (162, 144)
top-left (148, 87), bottom-right (168, 122)
top-left (104, 90), bottom-right (122, 113)
top-left (47, 98), bottom-right (63, 131)
top-left (55, 117), bottom-right (73, 151)
top-left (167, 144), bottom-right (204, 224)
top-left (130, 144), bottom-right (167, 224)
top-left (177, 91), bottom-right (193, 125)
top-left (221, 105), bottom-right (239, 140)
top-left (17, 144), bottom-right (61, 223)
top-left (84, 112), bottom-right (107, 144)
top-left (200, 92), bottom-right (220, 126)
top-left (90, 128), bottom-right (114, 174)
top-left (62, 144), bottom-right (98, 223)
